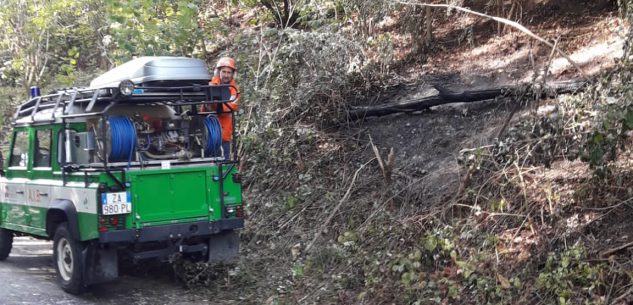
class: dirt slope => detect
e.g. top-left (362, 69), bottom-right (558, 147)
top-left (362, 99), bottom-right (506, 204)
top-left (365, 0), bottom-right (626, 206)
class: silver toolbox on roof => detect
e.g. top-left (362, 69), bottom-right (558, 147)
top-left (90, 56), bottom-right (211, 88)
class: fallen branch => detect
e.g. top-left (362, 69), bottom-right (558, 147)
top-left (277, 202), bottom-right (312, 232)
top-left (305, 158), bottom-right (374, 252)
top-left (612, 285), bottom-right (633, 305)
top-left (600, 241), bottom-right (633, 258)
top-left (348, 79), bottom-right (587, 120)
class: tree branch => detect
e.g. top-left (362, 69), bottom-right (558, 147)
top-left (396, 1), bottom-right (589, 79)
top-left (348, 79), bottom-right (587, 120)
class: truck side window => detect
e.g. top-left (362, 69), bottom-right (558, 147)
top-left (34, 129), bottom-right (52, 168)
top-left (10, 131), bottom-right (29, 167)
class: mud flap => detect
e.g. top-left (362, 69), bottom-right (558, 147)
top-left (208, 230), bottom-right (240, 264)
top-left (83, 244), bottom-right (119, 285)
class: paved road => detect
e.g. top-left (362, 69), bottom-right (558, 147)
top-left (0, 237), bottom-right (210, 305)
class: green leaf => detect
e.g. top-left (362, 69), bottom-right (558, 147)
top-left (559, 296), bottom-right (567, 305)
top-left (423, 234), bottom-right (437, 252)
top-left (625, 109), bottom-right (633, 129)
top-left (561, 256), bottom-right (570, 269)
top-left (592, 133), bottom-right (604, 145)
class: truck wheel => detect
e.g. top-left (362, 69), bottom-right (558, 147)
top-left (53, 223), bottom-right (85, 294)
top-left (0, 228), bottom-right (13, 260)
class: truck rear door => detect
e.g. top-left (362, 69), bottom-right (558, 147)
top-left (128, 167), bottom-right (210, 225)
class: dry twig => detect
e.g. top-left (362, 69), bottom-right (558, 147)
top-left (305, 158), bottom-right (374, 252)
top-left (369, 134), bottom-right (394, 183)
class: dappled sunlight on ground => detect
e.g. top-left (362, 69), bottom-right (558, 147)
top-left (414, 10), bottom-right (628, 84)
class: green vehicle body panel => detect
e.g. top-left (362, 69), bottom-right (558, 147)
top-left (77, 211), bottom-right (99, 240)
top-left (212, 166), bottom-right (242, 206)
top-left (0, 203), bottom-right (96, 240)
top-left (1, 203), bottom-right (47, 237)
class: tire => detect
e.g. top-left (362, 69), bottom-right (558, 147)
top-left (0, 228), bottom-right (13, 260)
top-left (53, 223), bottom-right (86, 294)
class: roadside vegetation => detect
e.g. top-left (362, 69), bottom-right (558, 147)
top-left (1, 0), bottom-right (632, 304)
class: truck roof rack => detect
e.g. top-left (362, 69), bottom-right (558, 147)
top-left (13, 84), bottom-right (232, 124)
top-left (14, 56), bottom-right (232, 124)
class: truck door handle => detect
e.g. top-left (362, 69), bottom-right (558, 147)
top-left (40, 193), bottom-right (48, 197)
top-left (15, 190), bottom-right (24, 194)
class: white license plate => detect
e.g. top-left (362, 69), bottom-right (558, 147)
top-left (101, 192), bottom-right (132, 215)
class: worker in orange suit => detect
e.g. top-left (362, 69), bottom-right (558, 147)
top-left (210, 57), bottom-right (240, 160)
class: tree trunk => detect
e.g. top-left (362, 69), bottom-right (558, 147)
top-left (424, 6), bottom-right (433, 47)
top-left (347, 80), bottom-right (587, 120)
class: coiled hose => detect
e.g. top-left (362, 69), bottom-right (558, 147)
top-left (108, 116), bottom-right (137, 162)
top-left (203, 115), bottom-right (222, 156)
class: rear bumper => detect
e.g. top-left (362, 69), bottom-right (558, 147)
top-left (99, 218), bottom-right (244, 243)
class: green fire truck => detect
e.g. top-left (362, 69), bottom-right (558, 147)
top-left (0, 57), bottom-right (244, 294)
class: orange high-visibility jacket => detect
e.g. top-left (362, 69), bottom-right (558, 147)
top-left (210, 76), bottom-right (240, 142)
